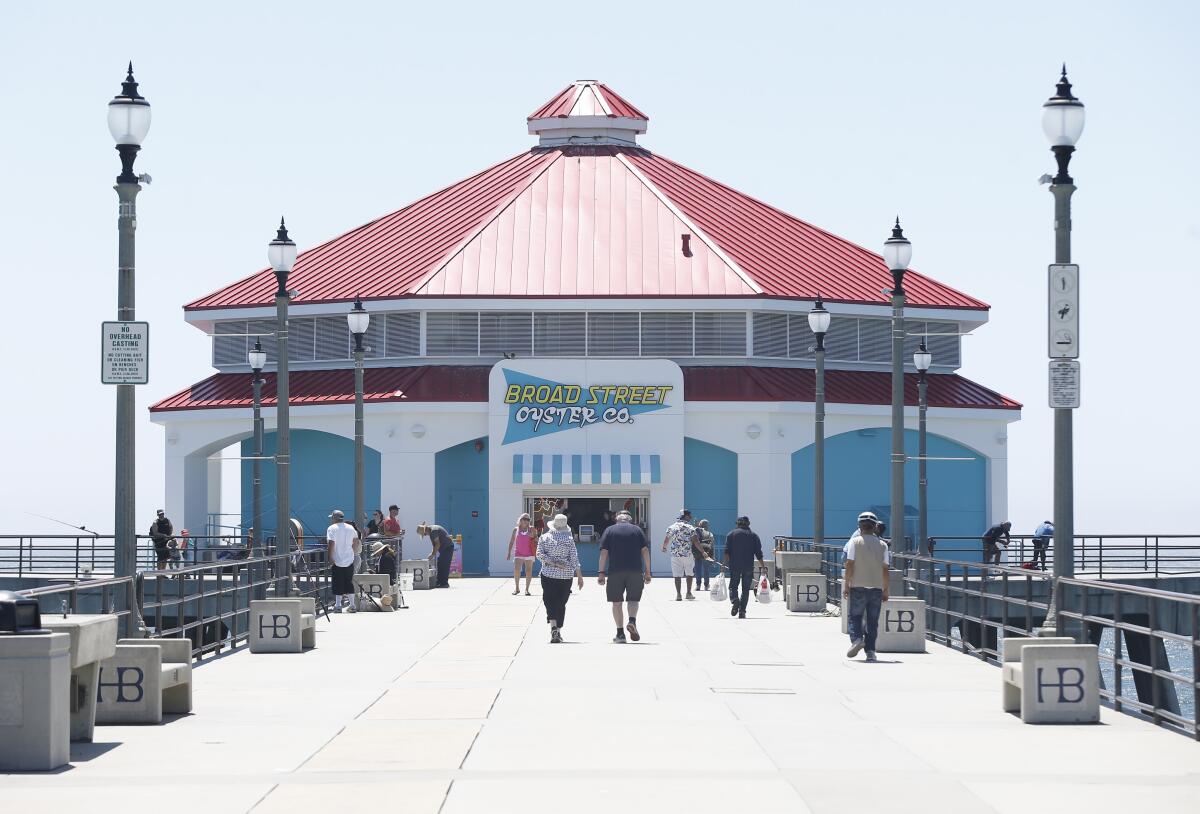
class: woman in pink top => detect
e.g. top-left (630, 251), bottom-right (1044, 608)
top-left (507, 513), bottom-right (537, 595)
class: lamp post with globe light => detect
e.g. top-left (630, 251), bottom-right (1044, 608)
top-left (913, 341), bottom-right (932, 557)
top-left (107, 64), bottom-right (151, 635)
top-left (268, 221), bottom-right (297, 594)
top-left (347, 297), bottom-right (370, 566)
top-left (808, 298), bottom-right (831, 548)
top-left (883, 220), bottom-right (912, 550)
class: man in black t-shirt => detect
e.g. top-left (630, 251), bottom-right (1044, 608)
top-left (418, 523), bottom-right (455, 587)
top-left (723, 516), bottom-right (764, 619)
top-left (597, 511), bottom-right (652, 643)
top-left (982, 521), bottom-right (1012, 566)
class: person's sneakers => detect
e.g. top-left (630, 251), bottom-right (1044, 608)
top-left (550, 626), bottom-right (562, 644)
top-left (613, 631), bottom-right (627, 644)
top-left (730, 604), bottom-right (739, 617)
top-left (847, 638), bottom-right (865, 658)
top-left (345, 604), bottom-right (357, 613)
top-left (675, 595), bottom-right (682, 601)
top-left (626, 621), bottom-right (641, 642)
top-left (685, 592), bottom-right (695, 601)
top-left (865, 651), bottom-right (878, 663)
top-left (738, 611), bottom-right (746, 619)
top-left (332, 605), bottom-right (343, 614)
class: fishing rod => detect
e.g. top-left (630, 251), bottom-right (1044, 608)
top-left (25, 511), bottom-right (103, 538)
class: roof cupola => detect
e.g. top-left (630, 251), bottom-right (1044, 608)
top-left (527, 80), bottom-right (648, 147)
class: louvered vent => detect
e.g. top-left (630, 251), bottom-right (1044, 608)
top-left (926, 320), bottom-right (961, 368)
top-left (213, 321), bottom-right (247, 367)
top-left (858, 319), bottom-right (890, 363)
top-left (695, 312), bottom-right (746, 357)
top-left (427, 312), bottom-right (480, 356)
top-left (246, 319), bottom-right (277, 364)
top-left (480, 312), bottom-right (533, 356)
top-left (289, 318), bottom-right (316, 362)
top-left (587, 312), bottom-right (640, 357)
top-left (787, 315), bottom-right (814, 360)
top-left (534, 312), bottom-right (585, 356)
top-left (641, 312), bottom-right (693, 357)
top-left (384, 312), bottom-right (420, 357)
top-left (315, 316), bottom-right (349, 360)
top-left (752, 313), bottom-right (787, 358)
top-left (359, 314), bottom-right (384, 359)
top-left (824, 319), bottom-right (859, 362)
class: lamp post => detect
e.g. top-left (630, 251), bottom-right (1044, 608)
top-left (268, 220), bottom-right (297, 594)
top-left (883, 219), bottom-right (912, 550)
top-left (1043, 66), bottom-right (1084, 585)
top-left (248, 340), bottom-right (266, 599)
top-left (808, 298), bottom-right (831, 548)
top-left (108, 64), bottom-right (151, 637)
top-left (913, 341), bottom-right (932, 557)
top-left (347, 297), bottom-right (370, 569)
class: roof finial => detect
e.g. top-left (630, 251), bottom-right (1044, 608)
top-left (276, 217), bottom-right (290, 242)
top-left (119, 62), bottom-right (143, 100)
top-left (891, 217), bottom-right (905, 239)
top-left (1055, 65), bottom-right (1076, 100)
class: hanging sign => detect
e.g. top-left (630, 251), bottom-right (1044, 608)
top-left (101, 321), bottom-right (149, 384)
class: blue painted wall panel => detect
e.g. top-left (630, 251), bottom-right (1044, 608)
top-left (684, 438), bottom-right (739, 558)
top-left (791, 428), bottom-right (987, 550)
top-left (435, 439), bottom-right (490, 575)
top-left (241, 430), bottom-right (381, 545)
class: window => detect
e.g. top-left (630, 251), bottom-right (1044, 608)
top-left (695, 312), bottom-right (746, 357)
top-left (289, 318), bottom-right (316, 362)
top-left (587, 312), bottom-right (640, 357)
top-left (640, 312), bottom-right (693, 357)
top-left (752, 312), bottom-right (787, 358)
top-left (480, 312), bottom-right (533, 356)
top-left (426, 312), bottom-right (480, 356)
top-left (534, 312), bottom-right (585, 356)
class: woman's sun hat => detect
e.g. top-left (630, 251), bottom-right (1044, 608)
top-left (551, 514), bottom-right (570, 532)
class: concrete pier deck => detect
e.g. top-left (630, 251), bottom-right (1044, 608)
top-left (4, 578), bottom-right (1198, 813)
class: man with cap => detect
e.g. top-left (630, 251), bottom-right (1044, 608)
top-left (326, 510), bottom-right (361, 612)
top-left (843, 511), bottom-right (889, 662)
top-left (149, 509), bottom-right (174, 570)
top-left (723, 516), bottom-right (765, 618)
top-left (662, 509), bottom-right (701, 601)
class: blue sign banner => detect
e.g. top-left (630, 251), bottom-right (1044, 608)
top-left (501, 369), bottom-right (672, 445)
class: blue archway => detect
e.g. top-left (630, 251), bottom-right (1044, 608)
top-left (435, 438), bottom-right (489, 575)
top-left (242, 429), bottom-right (382, 543)
top-left (685, 438), bottom-right (739, 553)
top-left (791, 428), bottom-right (986, 545)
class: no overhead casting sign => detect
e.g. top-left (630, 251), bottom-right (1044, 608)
top-left (501, 369), bottom-right (673, 445)
top-left (101, 321), bottom-right (149, 385)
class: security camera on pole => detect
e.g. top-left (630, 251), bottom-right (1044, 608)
top-left (1043, 66), bottom-right (1085, 595)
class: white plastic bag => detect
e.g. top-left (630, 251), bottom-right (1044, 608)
top-left (710, 572), bottom-right (727, 602)
top-left (756, 574), bottom-right (772, 604)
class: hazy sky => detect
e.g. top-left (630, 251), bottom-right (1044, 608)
top-left (2, 1), bottom-right (1196, 537)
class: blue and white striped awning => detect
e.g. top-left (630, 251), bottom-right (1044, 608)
top-left (512, 454), bottom-right (661, 485)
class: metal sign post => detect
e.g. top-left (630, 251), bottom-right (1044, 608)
top-left (101, 321), bottom-right (149, 385)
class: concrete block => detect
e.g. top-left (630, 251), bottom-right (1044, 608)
top-left (401, 559), bottom-right (431, 590)
top-left (785, 572), bottom-right (825, 613)
top-left (875, 598), bottom-right (926, 653)
top-left (249, 599), bottom-right (303, 653)
top-left (41, 613), bottom-right (118, 742)
top-left (776, 551), bottom-right (821, 574)
top-left (354, 574), bottom-right (395, 612)
top-left (1001, 639), bottom-right (1099, 723)
top-left (0, 632), bottom-right (71, 771)
top-left (888, 569), bottom-right (905, 596)
top-left (95, 643), bottom-right (163, 724)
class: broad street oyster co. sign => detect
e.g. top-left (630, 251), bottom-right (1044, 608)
top-left (501, 368), bottom-right (672, 444)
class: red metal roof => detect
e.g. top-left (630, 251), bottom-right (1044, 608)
top-left (528, 81), bottom-right (648, 121)
top-left (187, 146), bottom-right (986, 311)
top-left (150, 366), bottom-right (1018, 413)
top-left (682, 367), bottom-right (1020, 410)
top-left (625, 152), bottom-right (986, 309)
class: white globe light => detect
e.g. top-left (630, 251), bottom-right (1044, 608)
top-left (107, 63), bottom-right (151, 146)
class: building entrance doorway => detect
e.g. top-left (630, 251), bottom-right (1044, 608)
top-left (524, 494), bottom-right (648, 574)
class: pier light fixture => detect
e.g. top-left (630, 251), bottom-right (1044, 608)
top-left (885, 219), bottom-right (912, 551)
top-left (809, 297), bottom-right (830, 548)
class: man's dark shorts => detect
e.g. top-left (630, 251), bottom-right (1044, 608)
top-left (606, 570), bottom-right (645, 602)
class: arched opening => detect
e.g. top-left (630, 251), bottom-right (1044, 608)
top-left (684, 437), bottom-right (738, 552)
top-left (435, 437), bottom-right (489, 575)
top-left (791, 428), bottom-right (986, 545)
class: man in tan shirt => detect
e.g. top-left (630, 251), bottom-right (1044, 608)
top-left (843, 511), bottom-right (890, 662)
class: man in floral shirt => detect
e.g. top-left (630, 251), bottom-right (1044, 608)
top-left (661, 509), bottom-right (701, 601)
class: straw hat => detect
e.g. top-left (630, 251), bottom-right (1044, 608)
top-left (370, 541), bottom-right (390, 557)
top-left (416, 522), bottom-right (430, 536)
